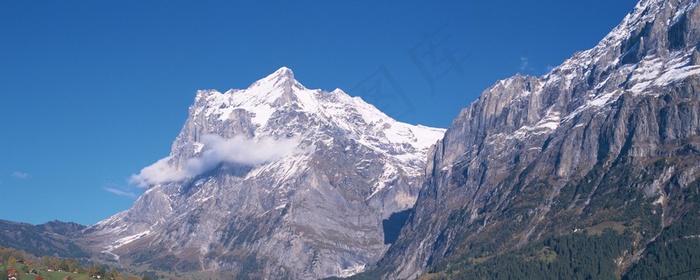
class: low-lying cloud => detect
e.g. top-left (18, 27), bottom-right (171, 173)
top-left (130, 135), bottom-right (301, 187)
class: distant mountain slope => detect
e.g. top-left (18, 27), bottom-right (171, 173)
top-left (82, 67), bottom-right (445, 279)
top-left (0, 219), bottom-right (88, 258)
top-left (367, 0), bottom-right (700, 278)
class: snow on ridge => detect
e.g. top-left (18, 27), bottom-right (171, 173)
top-left (544, 0), bottom-right (669, 83)
top-left (89, 210), bottom-right (129, 231)
top-left (192, 68), bottom-right (445, 153)
top-left (625, 51), bottom-right (697, 91)
top-left (599, 0), bottom-right (663, 47)
top-left (327, 92), bottom-right (445, 157)
top-left (553, 39), bottom-right (700, 122)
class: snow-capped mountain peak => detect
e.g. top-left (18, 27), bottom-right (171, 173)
top-left (91, 67), bottom-right (445, 279)
top-left (184, 68), bottom-right (444, 170)
top-left (248, 66), bottom-right (301, 91)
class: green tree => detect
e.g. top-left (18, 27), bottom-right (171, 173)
top-left (40, 256), bottom-right (51, 268)
top-left (59, 259), bottom-right (70, 271)
top-left (49, 257), bottom-right (61, 271)
top-left (66, 259), bottom-right (81, 273)
top-left (98, 265), bottom-right (107, 278)
top-left (86, 265), bottom-right (98, 277)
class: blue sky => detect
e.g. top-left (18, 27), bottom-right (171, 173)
top-left (0, 1), bottom-right (637, 225)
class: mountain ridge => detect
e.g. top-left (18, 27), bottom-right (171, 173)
top-left (0, 219), bottom-right (88, 259)
top-left (364, 0), bottom-right (700, 278)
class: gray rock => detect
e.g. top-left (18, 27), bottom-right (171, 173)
top-left (378, 0), bottom-right (700, 278)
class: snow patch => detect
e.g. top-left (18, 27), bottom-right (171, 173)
top-left (102, 229), bottom-right (153, 260)
top-left (510, 111), bottom-right (561, 140)
top-left (628, 52), bottom-right (700, 96)
top-left (337, 263), bottom-right (366, 278)
top-left (653, 194), bottom-right (665, 205)
top-left (113, 230), bottom-right (152, 247)
top-left (368, 164), bottom-right (399, 199)
top-left (274, 203), bottom-right (288, 210)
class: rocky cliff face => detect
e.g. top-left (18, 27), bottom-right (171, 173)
top-left (82, 67), bottom-right (444, 279)
top-left (377, 0), bottom-right (700, 278)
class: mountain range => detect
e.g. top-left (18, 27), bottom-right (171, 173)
top-left (2, 0), bottom-right (700, 279)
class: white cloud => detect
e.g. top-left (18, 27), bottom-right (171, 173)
top-left (104, 187), bottom-right (138, 199)
top-left (129, 157), bottom-right (188, 187)
top-left (12, 171), bottom-right (29, 179)
top-left (130, 135), bottom-right (302, 187)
